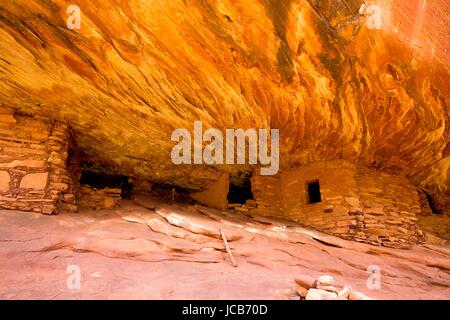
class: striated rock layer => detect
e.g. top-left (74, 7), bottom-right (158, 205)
top-left (0, 199), bottom-right (449, 299)
top-left (0, 1), bottom-right (448, 201)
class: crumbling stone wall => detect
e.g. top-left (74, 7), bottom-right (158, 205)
top-left (415, 190), bottom-right (449, 242)
top-left (252, 160), bottom-right (425, 247)
top-left (417, 190), bottom-right (434, 216)
top-left (47, 121), bottom-right (78, 213)
top-left (0, 108), bottom-right (77, 214)
top-left (77, 185), bottom-right (121, 210)
top-left (355, 167), bottom-right (424, 247)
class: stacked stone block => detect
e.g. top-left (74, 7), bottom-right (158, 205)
top-left (0, 107), bottom-right (77, 214)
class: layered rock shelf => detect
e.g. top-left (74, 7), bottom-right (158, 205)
top-left (0, 198), bottom-right (449, 299)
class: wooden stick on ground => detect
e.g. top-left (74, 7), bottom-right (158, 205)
top-left (220, 228), bottom-right (238, 267)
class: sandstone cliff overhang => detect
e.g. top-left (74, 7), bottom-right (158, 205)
top-left (0, 1), bottom-right (448, 196)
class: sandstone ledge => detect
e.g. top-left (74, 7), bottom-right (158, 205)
top-left (0, 199), bottom-right (449, 299)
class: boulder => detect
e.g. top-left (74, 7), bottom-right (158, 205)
top-left (294, 286), bottom-right (308, 298)
top-left (317, 275), bottom-right (335, 287)
top-left (338, 286), bottom-right (352, 299)
top-left (294, 275), bottom-right (316, 289)
top-left (305, 289), bottom-right (338, 300)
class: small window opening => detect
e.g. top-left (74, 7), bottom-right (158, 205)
top-left (307, 180), bottom-right (322, 204)
top-left (227, 179), bottom-right (253, 205)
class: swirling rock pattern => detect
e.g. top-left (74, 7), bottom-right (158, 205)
top-left (0, 1), bottom-right (448, 197)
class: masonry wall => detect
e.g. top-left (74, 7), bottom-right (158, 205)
top-left (0, 108), bottom-right (77, 214)
top-left (355, 167), bottom-right (424, 247)
top-left (251, 174), bottom-right (283, 217)
top-left (252, 160), bottom-right (425, 247)
top-left (281, 160), bottom-right (360, 238)
top-left (77, 185), bottom-right (121, 210)
top-left (253, 160), bottom-right (361, 239)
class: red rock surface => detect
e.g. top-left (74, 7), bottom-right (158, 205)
top-left (387, 0), bottom-right (449, 65)
top-left (0, 197), bottom-right (449, 300)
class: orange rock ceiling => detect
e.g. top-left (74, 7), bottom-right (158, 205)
top-left (0, 1), bottom-right (448, 193)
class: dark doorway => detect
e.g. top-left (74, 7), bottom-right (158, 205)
top-left (227, 179), bottom-right (253, 205)
top-left (425, 192), bottom-right (441, 214)
top-left (307, 180), bottom-right (322, 204)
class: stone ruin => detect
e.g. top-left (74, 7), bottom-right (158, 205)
top-left (0, 107), bottom-right (76, 214)
top-left (0, 107), bottom-right (124, 214)
top-left (251, 160), bottom-right (426, 248)
top-left (0, 106), bottom-right (448, 249)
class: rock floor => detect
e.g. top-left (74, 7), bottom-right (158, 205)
top-left (0, 196), bottom-right (449, 300)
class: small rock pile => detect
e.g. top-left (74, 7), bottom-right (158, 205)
top-left (294, 275), bottom-right (373, 300)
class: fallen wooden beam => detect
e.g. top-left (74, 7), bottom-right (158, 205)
top-left (220, 228), bottom-right (238, 267)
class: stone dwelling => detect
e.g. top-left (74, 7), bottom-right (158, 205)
top-left (0, 107), bottom-right (129, 213)
top-left (0, 106), bottom-right (437, 248)
top-left (185, 159), bottom-right (430, 248)
top-left (0, 107), bottom-right (77, 214)
top-left (251, 160), bottom-right (425, 248)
